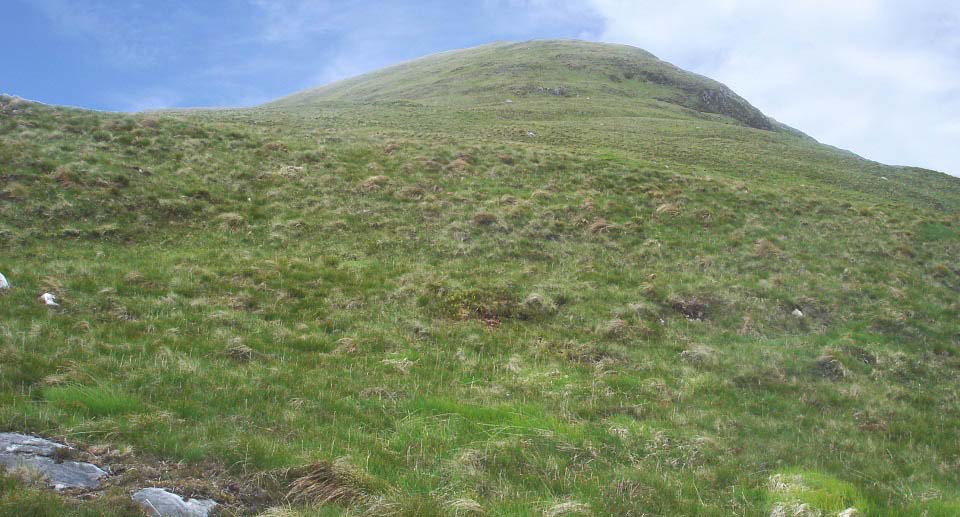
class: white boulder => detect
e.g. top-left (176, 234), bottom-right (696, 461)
top-left (132, 488), bottom-right (217, 517)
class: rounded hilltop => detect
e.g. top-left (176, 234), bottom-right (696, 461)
top-left (268, 39), bottom-right (781, 131)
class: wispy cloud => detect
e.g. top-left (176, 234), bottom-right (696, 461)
top-left (247, 1), bottom-right (433, 86)
top-left (248, 0), bottom-right (343, 43)
top-left (31, 0), bottom-right (179, 66)
top-left (250, 0), bottom-right (604, 88)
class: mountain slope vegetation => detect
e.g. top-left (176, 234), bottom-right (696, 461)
top-left (0, 40), bottom-right (958, 515)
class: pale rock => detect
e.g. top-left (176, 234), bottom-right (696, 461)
top-left (0, 432), bottom-right (106, 490)
top-left (40, 292), bottom-right (58, 306)
top-left (0, 433), bottom-right (64, 456)
top-left (0, 455), bottom-right (107, 490)
top-left (132, 488), bottom-right (218, 517)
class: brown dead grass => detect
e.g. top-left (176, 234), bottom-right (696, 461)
top-left (225, 342), bottom-right (256, 362)
top-left (754, 238), bottom-right (783, 258)
top-left (655, 203), bottom-right (681, 217)
top-left (397, 185), bottom-right (425, 199)
top-left (333, 337), bottom-right (358, 355)
top-left (589, 218), bottom-right (611, 234)
top-left (447, 158), bottom-right (471, 172)
top-left (217, 212), bottom-right (245, 230)
top-left (360, 175), bottom-right (390, 192)
top-left (263, 141), bottom-right (288, 152)
top-left (472, 212), bottom-right (498, 226)
top-left (285, 460), bottom-right (364, 506)
top-left (680, 344), bottom-right (718, 366)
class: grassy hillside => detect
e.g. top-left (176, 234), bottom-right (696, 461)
top-left (1, 40), bottom-right (959, 515)
top-left (271, 40), bottom-right (783, 131)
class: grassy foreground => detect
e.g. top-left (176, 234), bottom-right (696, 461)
top-left (1, 41), bottom-right (959, 515)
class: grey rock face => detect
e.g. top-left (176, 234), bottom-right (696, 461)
top-left (0, 454), bottom-right (106, 490)
top-left (0, 432), bottom-right (65, 456)
top-left (132, 488), bottom-right (218, 517)
top-left (0, 432), bottom-right (107, 490)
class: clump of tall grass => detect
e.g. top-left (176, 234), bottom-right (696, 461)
top-left (43, 383), bottom-right (141, 417)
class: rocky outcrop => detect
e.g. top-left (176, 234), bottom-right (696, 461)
top-left (0, 432), bottom-right (107, 490)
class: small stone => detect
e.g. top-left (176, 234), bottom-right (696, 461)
top-left (838, 509), bottom-right (860, 517)
top-left (40, 293), bottom-right (59, 306)
top-left (132, 488), bottom-right (218, 517)
top-left (791, 308), bottom-right (804, 318)
top-left (0, 272), bottom-right (8, 290)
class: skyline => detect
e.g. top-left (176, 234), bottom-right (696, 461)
top-left (3, 1), bottom-right (958, 175)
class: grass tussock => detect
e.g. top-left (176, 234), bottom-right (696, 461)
top-left (360, 175), bottom-right (390, 191)
top-left (285, 460), bottom-right (367, 506)
top-left (43, 384), bottom-right (141, 417)
top-left (224, 342), bottom-right (257, 362)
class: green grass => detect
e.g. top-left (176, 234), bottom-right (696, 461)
top-left (42, 384), bottom-right (141, 417)
top-left (0, 472), bottom-right (148, 515)
top-left (765, 470), bottom-right (869, 514)
top-left (0, 40), bottom-right (959, 514)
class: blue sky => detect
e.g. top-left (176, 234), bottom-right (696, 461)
top-left (2, 1), bottom-right (603, 110)
top-left (3, 1), bottom-right (959, 175)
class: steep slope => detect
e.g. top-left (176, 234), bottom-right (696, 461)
top-left (1, 41), bottom-right (959, 515)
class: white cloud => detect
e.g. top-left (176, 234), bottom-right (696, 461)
top-left (247, 1), bottom-right (436, 86)
top-left (583, 0), bottom-right (960, 175)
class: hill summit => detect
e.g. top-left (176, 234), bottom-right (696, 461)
top-left (272, 40), bottom-right (783, 131)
